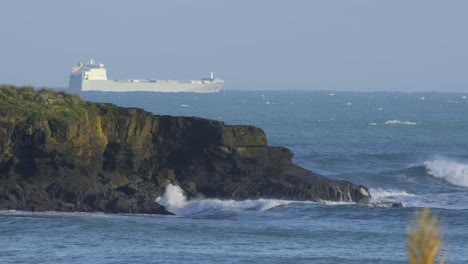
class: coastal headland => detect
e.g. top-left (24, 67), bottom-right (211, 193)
top-left (0, 86), bottom-right (371, 214)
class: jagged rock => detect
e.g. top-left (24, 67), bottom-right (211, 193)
top-left (0, 86), bottom-right (371, 214)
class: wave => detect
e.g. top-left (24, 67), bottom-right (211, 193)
top-left (369, 188), bottom-right (415, 202)
top-left (156, 184), bottom-right (294, 217)
top-left (155, 184), bottom-right (361, 217)
top-left (368, 120), bottom-right (417, 126)
top-left (368, 188), bottom-right (414, 207)
top-left (368, 187), bottom-right (468, 210)
top-left (383, 120), bottom-right (417, 125)
top-left (424, 159), bottom-right (468, 188)
top-left (367, 159), bottom-right (468, 209)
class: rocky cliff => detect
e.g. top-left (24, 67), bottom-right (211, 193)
top-left (0, 86), bottom-right (371, 214)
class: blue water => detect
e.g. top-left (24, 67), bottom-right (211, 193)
top-left (1, 90), bottom-right (468, 263)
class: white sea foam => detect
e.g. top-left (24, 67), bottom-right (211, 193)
top-left (368, 188), bottom-right (417, 208)
top-left (179, 104), bottom-right (190, 107)
top-left (369, 120), bottom-right (418, 126)
top-left (369, 188), bottom-right (468, 210)
top-left (156, 184), bottom-right (188, 209)
top-left (369, 188), bottom-right (415, 202)
top-left (155, 184), bottom-right (359, 216)
top-left (322, 201), bottom-right (355, 206)
top-left (156, 184), bottom-right (293, 216)
top-left (424, 159), bottom-right (468, 187)
top-left (383, 120), bottom-right (417, 125)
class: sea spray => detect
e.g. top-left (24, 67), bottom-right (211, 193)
top-left (424, 159), bottom-right (468, 187)
top-left (155, 184), bottom-right (188, 212)
top-left (156, 184), bottom-right (293, 216)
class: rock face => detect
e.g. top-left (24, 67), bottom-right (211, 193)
top-left (0, 86), bottom-right (371, 214)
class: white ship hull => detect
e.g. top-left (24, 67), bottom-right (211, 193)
top-left (68, 60), bottom-right (224, 93)
top-left (71, 79), bottom-right (223, 93)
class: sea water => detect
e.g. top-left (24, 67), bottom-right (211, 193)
top-left (1, 90), bottom-right (468, 263)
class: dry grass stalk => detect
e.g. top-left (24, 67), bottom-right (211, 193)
top-left (407, 208), bottom-right (445, 264)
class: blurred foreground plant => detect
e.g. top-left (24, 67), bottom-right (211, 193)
top-left (407, 208), bottom-right (445, 264)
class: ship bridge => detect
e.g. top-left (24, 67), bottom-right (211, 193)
top-left (71, 59), bottom-right (108, 80)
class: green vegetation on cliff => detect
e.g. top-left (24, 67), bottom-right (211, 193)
top-left (0, 85), bottom-right (90, 123)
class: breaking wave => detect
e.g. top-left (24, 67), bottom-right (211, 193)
top-left (368, 188), bottom-right (414, 207)
top-left (424, 159), bottom-right (468, 188)
top-left (369, 188), bottom-right (415, 202)
top-left (156, 184), bottom-right (293, 217)
top-left (383, 120), bottom-right (417, 125)
top-left (155, 184), bottom-right (361, 216)
top-left (368, 188), bottom-right (468, 209)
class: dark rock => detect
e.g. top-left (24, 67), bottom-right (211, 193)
top-left (0, 86), bottom-right (371, 215)
top-left (391, 202), bottom-right (404, 208)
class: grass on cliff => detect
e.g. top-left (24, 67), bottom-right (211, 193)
top-left (0, 85), bottom-right (94, 123)
top-left (408, 208), bottom-right (445, 264)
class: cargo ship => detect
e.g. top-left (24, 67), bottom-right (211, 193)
top-left (69, 60), bottom-right (224, 93)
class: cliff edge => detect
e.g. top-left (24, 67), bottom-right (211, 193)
top-left (0, 86), bottom-right (371, 214)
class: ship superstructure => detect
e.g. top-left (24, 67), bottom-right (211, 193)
top-left (69, 60), bottom-right (224, 93)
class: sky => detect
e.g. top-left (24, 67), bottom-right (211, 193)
top-left (1, 0), bottom-right (467, 92)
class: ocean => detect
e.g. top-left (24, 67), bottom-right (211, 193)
top-left (1, 90), bottom-right (467, 263)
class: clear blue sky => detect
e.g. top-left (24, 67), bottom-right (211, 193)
top-left (1, 0), bottom-right (467, 92)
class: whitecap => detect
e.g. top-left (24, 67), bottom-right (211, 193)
top-left (155, 184), bottom-right (361, 216)
top-left (369, 188), bottom-right (468, 210)
top-left (369, 188), bottom-right (415, 202)
top-left (424, 159), bottom-right (468, 188)
top-left (368, 122), bottom-right (377, 126)
top-left (156, 184), bottom-right (293, 216)
top-left (368, 188), bottom-right (416, 208)
top-left (322, 201), bottom-right (355, 206)
top-left (383, 120), bottom-right (417, 125)
top-left (179, 104), bottom-right (190, 107)
top-left (346, 102), bottom-right (352, 106)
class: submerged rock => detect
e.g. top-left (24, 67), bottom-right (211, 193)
top-left (0, 86), bottom-right (371, 214)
